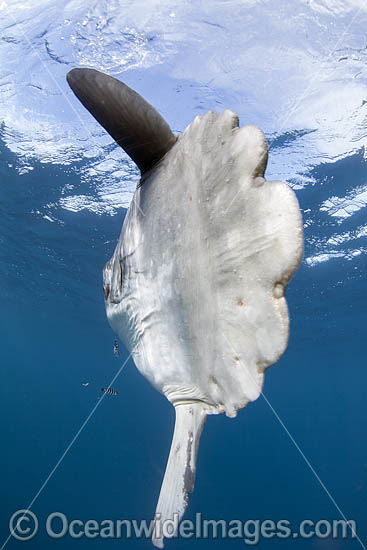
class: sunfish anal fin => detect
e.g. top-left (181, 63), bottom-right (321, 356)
top-left (152, 402), bottom-right (207, 548)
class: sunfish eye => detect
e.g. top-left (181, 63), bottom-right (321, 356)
top-left (104, 284), bottom-right (110, 301)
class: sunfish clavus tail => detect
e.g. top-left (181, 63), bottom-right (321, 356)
top-left (67, 67), bottom-right (304, 548)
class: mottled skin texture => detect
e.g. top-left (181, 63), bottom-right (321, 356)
top-left (103, 109), bottom-right (303, 418)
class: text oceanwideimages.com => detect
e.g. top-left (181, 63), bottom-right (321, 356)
top-left (9, 510), bottom-right (358, 545)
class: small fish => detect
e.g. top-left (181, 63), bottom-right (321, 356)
top-left (81, 382), bottom-right (89, 387)
top-left (101, 387), bottom-right (118, 396)
top-left (113, 339), bottom-right (120, 357)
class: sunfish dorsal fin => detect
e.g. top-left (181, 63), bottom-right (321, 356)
top-left (66, 68), bottom-right (177, 174)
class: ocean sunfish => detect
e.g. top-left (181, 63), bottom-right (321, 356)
top-left (67, 68), bottom-right (304, 547)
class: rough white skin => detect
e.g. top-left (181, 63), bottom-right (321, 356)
top-left (103, 109), bottom-right (304, 546)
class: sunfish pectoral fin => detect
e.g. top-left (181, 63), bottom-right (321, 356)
top-left (66, 68), bottom-right (177, 174)
top-left (152, 402), bottom-right (207, 548)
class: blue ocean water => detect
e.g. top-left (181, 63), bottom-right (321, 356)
top-left (1, 2), bottom-right (367, 549)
